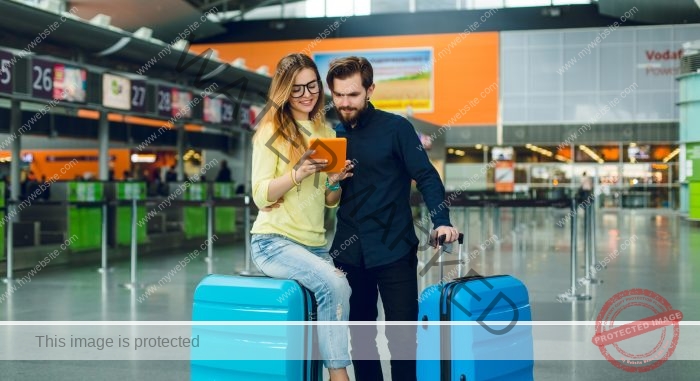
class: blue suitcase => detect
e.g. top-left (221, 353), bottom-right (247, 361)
top-left (417, 235), bottom-right (534, 381)
top-left (191, 274), bottom-right (322, 381)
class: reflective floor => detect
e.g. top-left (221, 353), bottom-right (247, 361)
top-left (1, 207), bottom-right (699, 380)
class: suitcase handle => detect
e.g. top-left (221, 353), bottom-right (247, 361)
top-left (437, 233), bottom-right (465, 281)
top-left (437, 233), bottom-right (464, 246)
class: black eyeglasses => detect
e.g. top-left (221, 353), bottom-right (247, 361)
top-left (291, 80), bottom-right (321, 98)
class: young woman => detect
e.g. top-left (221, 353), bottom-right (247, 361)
top-left (250, 53), bottom-right (354, 381)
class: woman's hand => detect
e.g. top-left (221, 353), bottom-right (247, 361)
top-left (293, 149), bottom-right (328, 183)
top-left (259, 197), bottom-right (283, 212)
top-left (327, 160), bottom-right (355, 185)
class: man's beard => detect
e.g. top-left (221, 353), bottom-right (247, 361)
top-left (335, 100), bottom-right (368, 126)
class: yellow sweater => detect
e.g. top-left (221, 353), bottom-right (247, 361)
top-left (250, 120), bottom-right (336, 247)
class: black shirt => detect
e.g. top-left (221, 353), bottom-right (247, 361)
top-left (330, 102), bottom-right (451, 268)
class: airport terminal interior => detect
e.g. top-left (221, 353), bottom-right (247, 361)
top-left (0, 0), bottom-right (699, 380)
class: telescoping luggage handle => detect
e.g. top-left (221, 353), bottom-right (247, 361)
top-left (436, 233), bottom-right (465, 282)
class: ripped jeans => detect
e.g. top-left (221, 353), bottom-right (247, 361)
top-left (251, 234), bottom-right (352, 369)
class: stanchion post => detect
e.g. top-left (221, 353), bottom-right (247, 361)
top-left (206, 199), bottom-right (214, 274)
top-left (587, 201), bottom-right (601, 284)
top-left (98, 201), bottom-right (108, 273)
top-left (462, 207), bottom-right (469, 251)
top-left (559, 198), bottom-right (591, 302)
top-left (3, 203), bottom-right (14, 284)
top-left (239, 195), bottom-right (252, 275)
top-left (480, 204), bottom-right (486, 245)
top-left (494, 205), bottom-right (501, 245)
top-left (584, 203), bottom-right (590, 273)
top-left (129, 198), bottom-right (138, 287)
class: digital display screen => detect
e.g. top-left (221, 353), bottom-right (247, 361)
top-left (628, 145), bottom-right (650, 160)
top-left (203, 97), bottom-right (222, 123)
top-left (221, 99), bottom-right (235, 124)
top-left (0, 50), bottom-right (13, 94)
top-left (102, 73), bottom-right (131, 110)
top-left (172, 89), bottom-right (193, 118)
top-left (54, 64), bottom-right (87, 102)
top-left (240, 103), bottom-right (251, 130)
top-left (492, 146), bottom-right (514, 161)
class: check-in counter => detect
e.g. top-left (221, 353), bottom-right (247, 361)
top-left (65, 182), bottom-right (104, 252)
top-left (20, 182), bottom-right (105, 253)
top-left (213, 183), bottom-right (237, 235)
top-left (165, 182), bottom-right (208, 239)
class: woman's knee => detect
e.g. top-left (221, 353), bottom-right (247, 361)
top-left (320, 268), bottom-right (351, 304)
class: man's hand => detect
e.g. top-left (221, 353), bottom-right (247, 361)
top-left (434, 225), bottom-right (459, 244)
top-left (327, 160), bottom-right (355, 185)
top-left (260, 197), bottom-right (284, 212)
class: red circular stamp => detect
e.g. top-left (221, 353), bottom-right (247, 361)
top-left (592, 288), bottom-right (682, 372)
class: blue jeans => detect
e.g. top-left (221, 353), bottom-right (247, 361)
top-left (251, 234), bottom-right (352, 369)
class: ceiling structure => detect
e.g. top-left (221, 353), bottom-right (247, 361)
top-left (66, 0), bottom-right (700, 43)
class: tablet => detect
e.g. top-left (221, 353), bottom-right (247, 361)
top-left (309, 137), bottom-right (347, 172)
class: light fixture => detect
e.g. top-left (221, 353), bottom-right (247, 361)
top-left (580, 145), bottom-right (604, 163)
top-left (475, 144), bottom-right (482, 150)
top-left (134, 27), bottom-right (154, 40)
top-left (131, 154), bottom-right (157, 163)
top-left (630, 142), bottom-right (637, 147)
top-left (662, 148), bottom-right (680, 163)
top-left (173, 40), bottom-right (188, 51)
top-left (448, 148), bottom-right (455, 154)
top-left (89, 14), bottom-right (112, 27)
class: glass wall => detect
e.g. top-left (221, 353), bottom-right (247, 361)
top-left (445, 143), bottom-right (681, 209)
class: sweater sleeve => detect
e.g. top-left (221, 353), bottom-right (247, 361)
top-left (395, 119), bottom-right (452, 229)
top-left (251, 125), bottom-right (280, 209)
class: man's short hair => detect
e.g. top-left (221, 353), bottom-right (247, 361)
top-left (326, 56), bottom-right (373, 92)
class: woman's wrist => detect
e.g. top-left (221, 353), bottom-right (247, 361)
top-left (290, 168), bottom-right (301, 186)
top-left (325, 177), bottom-right (341, 191)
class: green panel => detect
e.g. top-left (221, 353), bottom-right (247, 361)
top-left (690, 208), bottom-right (700, 220)
top-left (213, 183), bottom-right (235, 199)
top-left (68, 206), bottom-right (102, 252)
top-left (184, 183), bottom-right (208, 201)
top-left (84, 207), bottom-right (102, 250)
top-left (687, 143), bottom-right (700, 182)
top-left (215, 207), bottom-right (236, 234)
top-left (0, 182), bottom-right (5, 207)
top-left (117, 183), bottom-right (146, 200)
top-left (184, 207), bottom-right (207, 238)
top-left (68, 182), bottom-right (104, 202)
top-left (67, 206), bottom-right (85, 251)
top-left (117, 206), bottom-right (148, 245)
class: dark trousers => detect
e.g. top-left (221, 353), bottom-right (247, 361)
top-left (337, 248), bottom-right (419, 381)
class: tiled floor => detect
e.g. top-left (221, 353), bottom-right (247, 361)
top-left (1, 207), bottom-right (699, 380)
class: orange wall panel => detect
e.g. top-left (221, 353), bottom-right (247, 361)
top-left (197, 32), bottom-right (499, 126)
top-left (0, 149), bottom-right (131, 181)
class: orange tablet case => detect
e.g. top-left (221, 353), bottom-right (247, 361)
top-left (309, 138), bottom-right (347, 172)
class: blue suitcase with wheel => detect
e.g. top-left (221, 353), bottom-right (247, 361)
top-left (191, 274), bottom-right (322, 381)
top-left (417, 235), bottom-right (534, 381)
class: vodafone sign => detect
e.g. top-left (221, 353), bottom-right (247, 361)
top-left (643, 49), bottom-right (682, 76)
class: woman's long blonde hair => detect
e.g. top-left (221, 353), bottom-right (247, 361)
top-left (254, 53), bottom-right (327, 168)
